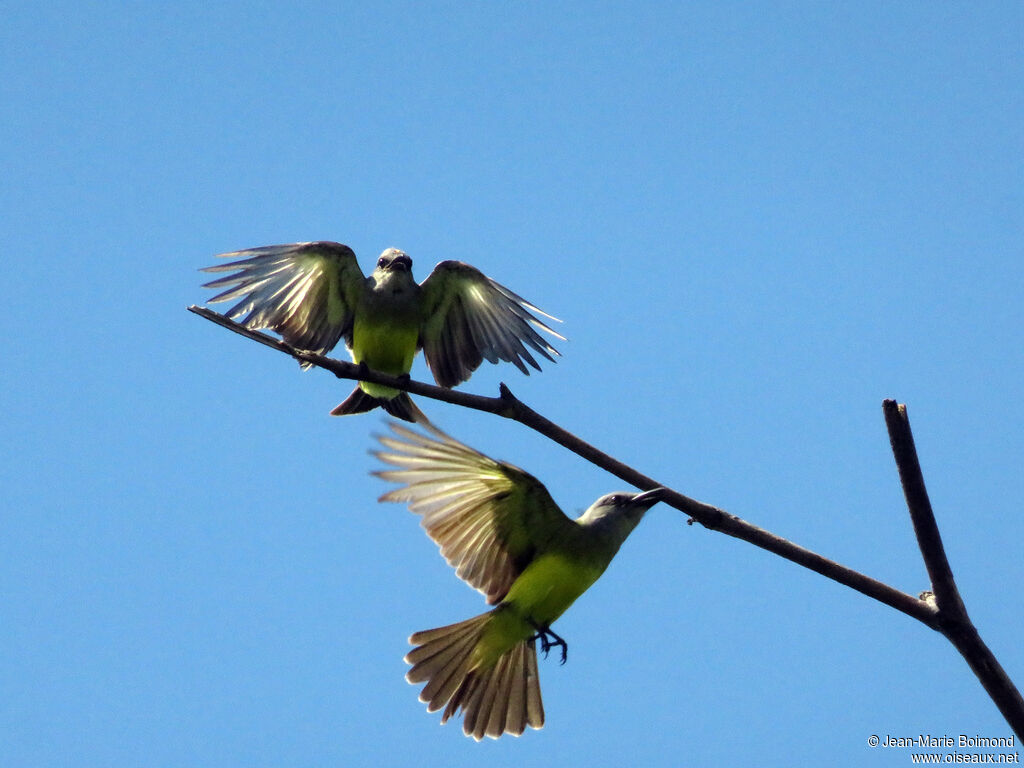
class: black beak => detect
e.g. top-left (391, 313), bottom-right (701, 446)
top-left (631, 487), bottom-right (666, 509)
top-left (389, 254), bottom-right (412, 271)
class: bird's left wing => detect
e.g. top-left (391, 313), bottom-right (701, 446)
top-left (418, 261), bottom-right (564, 388)
top-left (201, 241), bottom-right (364, 362)
top-left (374, 421), bottom-right (575, 605)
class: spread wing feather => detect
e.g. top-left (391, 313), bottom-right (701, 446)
top-left (201, 241), bottom-right (364, 362)
top-left (374, 421), bottom-right (574, 604)
top-left (418, 261), bottom-right (563, 388)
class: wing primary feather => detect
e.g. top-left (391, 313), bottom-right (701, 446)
top-left (373, 420), bottom-right (570, 602)
top-left (199, 241), bottom-right (361, 357)
top-left (419, 261), bottom-right (562, 388)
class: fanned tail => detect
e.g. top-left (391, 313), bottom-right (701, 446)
top-left (405, 612), bottom-right (544, 740)
top-left (330, 387), bottom-right (426, 423)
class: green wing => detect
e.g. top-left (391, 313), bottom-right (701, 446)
top-left (374, 421), bottom-right (575, 605)
top-left (201, 241), bottom-right (365, 363)
top-left (418, 261), bottom-right (563, 388)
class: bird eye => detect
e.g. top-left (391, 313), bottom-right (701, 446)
top-left (377, 257), bottom-right (386, 267)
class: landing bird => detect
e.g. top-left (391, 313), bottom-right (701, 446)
top-left (373, 421), bottom-right (665, 740)
top-left (201, 242), bottom-right (563, 422)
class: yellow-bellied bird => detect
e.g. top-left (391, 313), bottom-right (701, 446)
top-left (201, 242), bottom-right (563, 421)
top-left (373, 421), bottom-right (665, 739)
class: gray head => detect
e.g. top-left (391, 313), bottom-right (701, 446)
top-left (374, 247), bottom-right (413, 274)
top-left (577, 487), bottom-right (666, 539)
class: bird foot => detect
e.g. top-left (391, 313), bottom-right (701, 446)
top-left (529, 622), bottom-right (568, 665)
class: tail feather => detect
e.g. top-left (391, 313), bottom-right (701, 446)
top-left (418, 632), bottom-right (484, 710)
top-left (475, 645), bottom-right (514, 739)
top-left (408, 615), bottom-right (486, 710)
top-left (380, 392), bottom-right (427, 423)
top-left (331, 386), bottom-right (426, 423)
top-left (524, 641), bottom-right (543, 729)
top-left (504, 644), bottom-right (527, 737)
top-left (405, 613), bottom-right (544, 740)
top-left (330, 386), bottom-right (379, 416)
top-left (407, 615), bottom-right (484, 672)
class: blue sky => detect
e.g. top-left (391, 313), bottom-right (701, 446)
top-left (3, 2), bottom-right (1022, 766)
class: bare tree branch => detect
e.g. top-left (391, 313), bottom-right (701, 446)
top-left (884, 400), bottom-right (1024, 736)
top-left (189, 304), bottom-right (1023, 736)
top-left (188, 305), bottom-right (936, 622)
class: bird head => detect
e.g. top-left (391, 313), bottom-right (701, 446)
top-left (578, 487), bottom-right (666, 540)
top-left (375, 248), bottom-right (413, 273)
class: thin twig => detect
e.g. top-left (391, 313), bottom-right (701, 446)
top-left (884, 400), bottom-right (1024, 737)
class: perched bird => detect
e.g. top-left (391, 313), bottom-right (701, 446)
top-left (373, 421), bottom-right (665, 740)
top-left (201, 242), bottom-right (562, 421)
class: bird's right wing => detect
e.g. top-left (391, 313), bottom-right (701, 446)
top-left (201, 241), bottom-right (364, 360)
top-left (374, 421), bottom-right (576, 605)
top-left (417, 261), bottom-right (563, 388)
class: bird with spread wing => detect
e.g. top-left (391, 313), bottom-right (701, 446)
top-left (373, 421), bottom-right (665, 740)
top-left (201, 242), bottom-right (563, 421)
